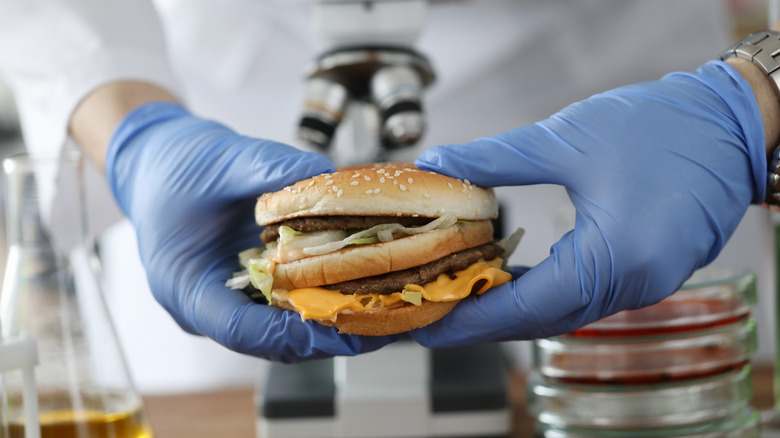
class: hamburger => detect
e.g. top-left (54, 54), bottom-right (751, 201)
top-left (227, 163), bottom-right (522, 336)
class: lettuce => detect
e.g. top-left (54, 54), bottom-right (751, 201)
top-left (281, 228), bottom-right (350, 255)
top-left (226, 248), bottom-right (275, 303)
top-left (225, 273), bottom-right (251, 290)
top-left (227, 247), bottom-right (267, 291)
top-left (278, 226), bottom-right (304, 246)
top-left (238, 247), bottom-right (265, 269)
top-left (247, 258), bottom-right (274, 303)
top-left (349, 237), bottom-right (381, 246)
top-left (497, 228), bottom-right (525, 261)
top-left (402, 291), bottom-right (422, 306)
top-left (303, 213), bottom-right (457, 256)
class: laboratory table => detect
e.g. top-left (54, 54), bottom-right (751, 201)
top-left (143, 365), bottom-right (776, 438)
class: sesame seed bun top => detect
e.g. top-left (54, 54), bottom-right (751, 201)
top-left (255, 163), bottom-right (499, 225)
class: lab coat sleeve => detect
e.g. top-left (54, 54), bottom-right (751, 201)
top-left (0, 0), bottom-right (181, 239)
top-left (0, 0), bottom-right (180, 160)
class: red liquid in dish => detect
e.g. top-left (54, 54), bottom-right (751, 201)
top-left (570, 298), bottom-right (750, 338)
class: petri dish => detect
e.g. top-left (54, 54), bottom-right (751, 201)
top-left (526, 366), bottom-right (753, 429)
top-left (534, 318), bottom-right (757, 384)
top-left (534, 409), bottom-right (760, 437)
top-left (571, 268), bottom-right (756, 337)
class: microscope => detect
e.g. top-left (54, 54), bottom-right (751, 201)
top-left (296, 0), bottom-right (434, 166)
top-left (258, 1), bottom-right (513, 437)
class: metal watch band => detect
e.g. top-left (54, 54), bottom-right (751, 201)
top-left (721, 30), bottom-right (780, 205)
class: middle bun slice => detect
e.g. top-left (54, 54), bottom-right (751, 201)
top-left (272, 220), bottom-right (495, 290)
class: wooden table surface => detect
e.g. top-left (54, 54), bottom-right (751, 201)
top-left (143, 365), bottom-right (777, 438)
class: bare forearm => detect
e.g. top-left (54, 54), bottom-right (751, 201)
top-left (68, 81), bottom-right (179, 172)
top-left (725, 58), bottom-right (780, 155)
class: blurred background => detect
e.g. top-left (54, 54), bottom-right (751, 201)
top-left (732, 0), bottom-right (772, 37)
top-left (0, 0), bottom-right (778, 398)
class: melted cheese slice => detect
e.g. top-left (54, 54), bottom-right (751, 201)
top-left (275, 259), bottom-right (511, 321)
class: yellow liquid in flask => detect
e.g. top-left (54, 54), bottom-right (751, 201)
top-left (6, 394), bottom-right (153, 438)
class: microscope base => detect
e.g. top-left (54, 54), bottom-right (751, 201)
top-left (257, 343), bottom-right (512, 438)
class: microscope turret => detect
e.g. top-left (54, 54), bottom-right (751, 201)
top-left (297, 0), bottom-right (435, 165)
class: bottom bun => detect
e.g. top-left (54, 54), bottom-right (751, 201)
top-left (274, 298), bottom-right (458, 336)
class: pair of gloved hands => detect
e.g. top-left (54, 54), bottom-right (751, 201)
top-left (107, 61), bottom-right (765, 362)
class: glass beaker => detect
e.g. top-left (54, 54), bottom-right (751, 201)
top-left (0, 151), bottom-right (153, 438)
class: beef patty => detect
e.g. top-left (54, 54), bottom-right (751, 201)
top-left (324, 243), bottom-right (505, 295)
top-left (260, 215), bottom-right (433, 244)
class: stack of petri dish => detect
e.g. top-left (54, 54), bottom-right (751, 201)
top-left (527, 268), bottom-right (761, 437)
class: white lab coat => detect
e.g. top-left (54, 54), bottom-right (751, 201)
top-left (1, 0), bottom-right (774, 394)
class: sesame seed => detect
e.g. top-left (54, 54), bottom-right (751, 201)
top-left (468, 194), bottom-right (473, 199)
top-left (352, 174), bottom-right (360, 178)
top-left (469, 185), bottom-right (474, 191)
top-left (394, 171), bottom-right (403, 177)
top-left (374, 188), bottom-right (381, 194)
top-left (308, 180), bottom-right (315, 187)
top-left (380, 177), bottom-right (386, 183)
top-left (365, 189), bottom-right (373, 195)
top-left (404, 168), bottom-right (413, 171)
top-left (325, 180), bottom-right (334, 186)
top-left (462, 187), bottom-right (468, 193)
top-left (363, 175), bottom-right (371, 181)
top-left (407, 177), bottom-right (414, 184)
top-left (412, 213), bottom-right (419, 217)
top-left (351, 181), bottom-right (359, 186)
top-left (336, 189), bottom-right (344, 198)
top-left (423, 193), bottom-right (430, 199)
top-left (285, 186), bottom-right (292, 192)
top-left (400, 184), bottom-right (407, 191)
top-left (429, 171), bottom-right (437, 175)
top-left (464, 179), bottom-right (471, 185)
top-left (448, 183), bottom-right (453, 189)
top-left (377, 169), bottom-right (386, 174)
top-left (393, 180), bottom-right (398, 185)
top-left (324, 174), bottom-right (332, 179)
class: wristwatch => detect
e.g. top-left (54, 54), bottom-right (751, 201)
top-left (721, 30), bottom-right (780, 206)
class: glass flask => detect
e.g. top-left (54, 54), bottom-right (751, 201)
top-left (0, 151), bottom-right (153, 438)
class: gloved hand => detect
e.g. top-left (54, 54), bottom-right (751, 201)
top-left (107, 102), bottom-right (399, 362)
top-left (411, 61), bottom-right (766, 347)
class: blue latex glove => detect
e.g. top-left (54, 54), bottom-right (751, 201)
top-left (107, 102), bottom-right (400, 362)
top-left (411, 61), bottom-right (766, 348)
